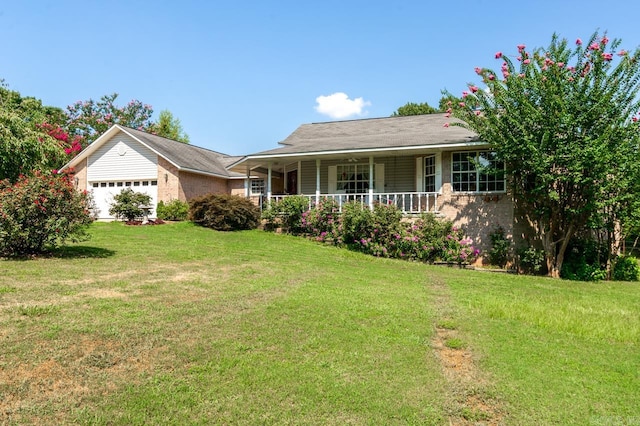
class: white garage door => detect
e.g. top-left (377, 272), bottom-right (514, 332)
top-left (90, 179), bottom-right (158, 220)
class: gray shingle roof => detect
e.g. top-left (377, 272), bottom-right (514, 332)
top-left (250, 114), bottom-right (480, 157)
top-left (121, 126), bottom-right (245, 178)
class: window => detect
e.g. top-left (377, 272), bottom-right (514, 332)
top-left (142, 181), bottom-right (149, 186)
top-left (151, 180), bottom-right (158, 186)
top-left (452, 151), bottom-right (505, 192)
top-left (125, 182), bottom-right (132, 187)
top-left (92, 183), bottom-right (99, 188)
top-left (117, 182), bottom-right (123, 187)
top-left (251, 179), bottom-right (265, 195)
top-left (336, 164), bottom-right (374, 194)
top-left (424, 155), bottom-right (436, 192)
top-left (133, 181), bottom-right (140, 186)
top-left (108, 182), bottom-right (115, 187)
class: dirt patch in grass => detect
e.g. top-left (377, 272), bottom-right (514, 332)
top-left (430, 278), bottom-right (504, 425)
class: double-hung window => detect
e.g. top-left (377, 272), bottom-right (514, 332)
top-left (251, 179), bottom-right (265, 195)
top-left (336, 164), bottom-right (373, 194)
top-left (424, 155), bottom-right (436, 192)
top-left (452, 151), bottom-right (505, 192)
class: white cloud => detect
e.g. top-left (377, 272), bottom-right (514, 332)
top-left (315, 92), bottom-right (371, 119)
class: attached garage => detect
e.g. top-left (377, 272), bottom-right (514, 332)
top-left (60, 125), bottom-right (249, 220)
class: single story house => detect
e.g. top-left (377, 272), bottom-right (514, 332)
top-left (60, 125), bottom-right (260, 219)
top-left (62, 116), bottom-right (518, 250)
top-left (228, 114), bottom-right (517, 249)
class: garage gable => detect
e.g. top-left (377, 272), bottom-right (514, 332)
top-left (88, 131), bottom-right (157, 181)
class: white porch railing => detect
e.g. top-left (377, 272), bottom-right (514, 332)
top-left (262, 192), bottom-right (439, 215)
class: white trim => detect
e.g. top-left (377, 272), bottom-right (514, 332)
top-left (240, 141), bottom-right (488, 162)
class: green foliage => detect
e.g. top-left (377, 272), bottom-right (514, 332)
top-left (156, 199), bottom-right (189, 221)
top-left (449, 31), bottom-right (640, 277)
top-left (108, 189), bottom-right (152, 222)
top-left (261, 195), bottom-right (309, 234)
top-left (517, 246), bottom-right (546, 275)
top-left (487, 226), bottom-right (511, 268)
top-left (339, 201), bottom-right (375, 245)
top-left (0, 171), bottom-right (93, 256)
top-left (612, 255), bottom-right (640, 281)
top-left (0, 84), bottom-right (67, 181)
top-left (560, 239), bottom-right (607, 281)
top-left (300, 198), bottom-right (341, 243)
top-left (151, 110), bottom-right (190, 143)
top-left (66, 93), bottom-right (155, 148)
top-left (391, 101), bottom-right (437, 116)
top-left (189, 193), bottom-right (260, 231)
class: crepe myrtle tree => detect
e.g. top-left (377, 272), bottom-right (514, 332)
top-left (446, 32), bottom-right (640, 278)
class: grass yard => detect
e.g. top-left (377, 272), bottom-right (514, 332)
top-left (1, 222), bottom-right (638, 425)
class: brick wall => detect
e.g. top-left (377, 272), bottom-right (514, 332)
top-left (73, 158), bottom-right (88, 191)
top-left (179, 171), bottom-right (229, 200)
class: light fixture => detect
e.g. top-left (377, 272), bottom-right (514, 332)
top-left (164, 173), bottom-right (168, 183)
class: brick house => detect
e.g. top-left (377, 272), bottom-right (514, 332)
top-left (229, 114), bottom-right (516, 250)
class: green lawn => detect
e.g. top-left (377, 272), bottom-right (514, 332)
top-left (1, 222), bottom-right (638, 425)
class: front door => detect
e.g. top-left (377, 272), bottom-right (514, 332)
top-left (287, 170), bottom-right (298, 195)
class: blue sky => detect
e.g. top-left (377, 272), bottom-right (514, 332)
top-left (2, 0), bottom-right (639, 155)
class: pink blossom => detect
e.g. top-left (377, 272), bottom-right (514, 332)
top-left (601, 36), bottom-right (609, 45)
top-left (517, 44), bottom-right (526, 52)
top-left (446, 108), bottom-right (452, 113)
top-left (557, 62), bottom-right (565, 68)
top-left (602, 52), bottom-right (613, 61)
top-left (618, 49), bottom-right (628, 56)
top-left (518, 73), bottom-right (525, 78)
top-left (589, 42), bottom-right (600, 51)
top-left (445, 113), bottom-right (451, 118)
top-left (488, 74), bottom-right (495, 81)
top-left (474, 67), bottom-right (482, 74)
top-left (576, 38), bottom-right (582, 46)
top-left (462, 91), bottom-right (469, 98)
top-left (633, 117), bottom-right (639, 123)
top-left (469, 85), bottom-right (479, 93)
top-left (495, 51), bottom-right (503, 59)
top-left (443, 123), bottom-right (450, 128)
top-left (458, 102), bottom-right (466, 107)
top-left (523, 59), bottom-right (531, 65)
top-left (517, 56), bottom-right (522, 62)
top-left (475, 110), bottom-right (481, 116)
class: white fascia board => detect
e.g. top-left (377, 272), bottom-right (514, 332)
top-left (245, 141), bottom-right (488, 160)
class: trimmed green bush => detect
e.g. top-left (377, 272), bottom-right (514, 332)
top-left (613, 255), bottom-right (640, 281)
top-left (487, 226), bottom-right (511, 268)
top-left (189, 193), bottom-right (260, 231)
top-left (109, 188), bottom-right (152, 221)
top-left (517, 246), bottom-right (546, 275)
top-left (157, 199), bottom-right (189, 221)
top-left (262, 195), bottom-right (309, 234)
top-left (0, 171), bottom-right (93, 256)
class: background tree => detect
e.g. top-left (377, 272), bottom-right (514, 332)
top-left (0, 83), bottom-right (67, 181)
top-left (65, 93), bottom-right (155, 149)
top-left (391, 101), bottom-right (438, 116)
top-left (448, 32), bottom-right (640, 278)
top-left (151, 110), bottom-right (190, 143)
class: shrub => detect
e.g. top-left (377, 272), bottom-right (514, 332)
top-left (156, 199), bottom-right (188, 221)
top-left (340, 201), bottom-right (374, 246)
top-left (302, 198), bottom-right (340, 243)
top-left (262, 196), bottom-right (310, 234)
top-left (109, 188), bottom-right (152, 221)
top-left (560, 238), bottom-right (607, 281)
top-left (189, 193), bottom-right (260, 231)
top-left (517, 246), bottom-right (546, 275)
top-left (613, 255), bottom-right (640, 281)
top-left (487, 226), bottom-right (511, 268)
top-left (0, 171), bottom-right (93, 256)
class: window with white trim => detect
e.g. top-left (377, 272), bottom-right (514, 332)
top-left (336, 164), bottom-right (374, 194)
top-left (251, 179), bottom-right (265, 195)
top-left (452, 151), bottom-right (505, 192)
top-left (424, 155), bottom-right (436, 192)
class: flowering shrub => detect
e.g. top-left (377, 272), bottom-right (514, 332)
top-left (301, 198), bottom-right (341, 243)
top-left (0, 171), bottom-right (93, 256)
top-left (299, 201), bottom-right (479, 264)
top-left (156, 199), bottom-right (189, 221)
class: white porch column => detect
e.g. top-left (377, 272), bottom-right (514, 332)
top-left (267, 163), bottom-right (273, 206)
top-left (315, 159), bottom-right (321, 204)
top-left (245, 165), bottom-right (250, 198)
top-left (298, 161), bottom-right (302, 195)
top-left (368, 156), bottom-right (374, 210)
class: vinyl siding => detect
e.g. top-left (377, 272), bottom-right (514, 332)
top-left (299, 156), bottom-right (416, 194)
top-left (87, 132), bottom-right (157, 181)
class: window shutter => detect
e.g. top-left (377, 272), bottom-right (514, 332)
top-left (328, 165), bottom-right (337, 193)
top-left (415, 157), bottom-right (423, 192)
top-left (435, 152), bottom-right (442, 193)
top-left (375, 163), bottom-right (385, 193)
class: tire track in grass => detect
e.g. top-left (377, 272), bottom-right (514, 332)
top-left (429, 274), bottom-right (504, 425)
